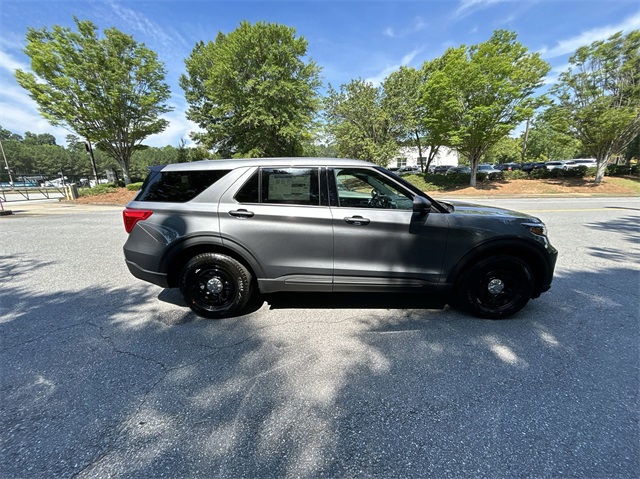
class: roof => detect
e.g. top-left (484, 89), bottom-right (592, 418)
top-left (161, 157), bottom-right (376, 172)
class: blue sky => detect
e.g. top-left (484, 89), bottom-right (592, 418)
top-left (1, 0), bottom-right (638, 147)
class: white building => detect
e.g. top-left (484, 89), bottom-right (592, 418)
top-left (388, 146), bottom-right (459, 170)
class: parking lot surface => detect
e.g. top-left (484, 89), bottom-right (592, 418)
top-left (1, 197), bottom-right (639, 478)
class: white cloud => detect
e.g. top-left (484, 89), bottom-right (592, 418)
top-left (0, 49), bottom-right (28, 74)
top-left (455, 0), bottom-right (511, 17)
top-left (145, 105), bottom-right (200, 148)
top-left (105, 0), bottom-right (189, 52)
top-left (539, 12), bottom-right (640, 59)
top-left (364, 48), bottom-right (423, 86)
top-left (383, 16), bottom-right (428, 38)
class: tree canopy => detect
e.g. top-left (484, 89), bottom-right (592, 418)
top-left (420, 30), bottom-right (550, 185)
top-left (552, 30), bottom-right (640, 183)
top-left (324, 79), bottom-right (399, 165)
top-left (15, 17), bottom-right (172, 184)
top-left (180, 21), bottom-right (322, 158)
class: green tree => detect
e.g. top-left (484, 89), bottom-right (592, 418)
top-left (324, 79), bottom-right (398, 165)
top-left (552, 30), bottom-right (640, 183)
top-left (15, 17), bottom-right (172, 184)
top-left (180, 21), bottom-right (321, 158)
top-left (624, 134), bottom-right (639, 163)
top-left (23, 131), bottom-right (57, 146)
top-left (484, 136), bottom-right (522, 164)
top-left (421, 30), bottom-right (550, 186)
top-left (0, 126), bottom-right (23, 141)
top-left (524, 107), bottom-right (581, 161)
top-left (382, 67), bottom-right (429, 170)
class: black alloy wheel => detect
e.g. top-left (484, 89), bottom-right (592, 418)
top-left (179, 253), bottom-right (252, 319)
top-left (458, 255), bottom-right (534, 319)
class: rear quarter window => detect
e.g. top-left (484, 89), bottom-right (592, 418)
top-left (136, 170), bottom-right (231, 202)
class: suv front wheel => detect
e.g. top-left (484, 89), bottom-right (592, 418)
top-left (179, 253), bottom-right (253, 319)
top-left (457, 255), bottom-right (534, 319)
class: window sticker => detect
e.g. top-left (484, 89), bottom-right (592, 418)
top-left (268, 174), bottom-right (311, 201)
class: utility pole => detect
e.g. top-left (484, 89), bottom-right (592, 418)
top-left (0, 140), bottom-right (14, 187)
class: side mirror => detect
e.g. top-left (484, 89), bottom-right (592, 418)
top-left (412, 196), bottom-right (431, 216)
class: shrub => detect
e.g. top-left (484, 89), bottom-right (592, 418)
top-left (529, 168), bottom-right (551, 179)
top-left (78, 183), bottom-right (119, 197)
top-left (503, 170), bottom-right (528, 180)
top-left (127, 182), bottom-right (143, 191)
top-left (606, 164), bottom-right (635, 176)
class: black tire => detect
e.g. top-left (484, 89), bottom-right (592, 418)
top-left (456, 255), bottom-right (534, 319)
top-left (179, 253), bottom-right (253, 319)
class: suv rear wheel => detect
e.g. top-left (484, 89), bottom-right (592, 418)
top-left (179, 253), bottom-right (253, 319)
top-left (457, 255), bottom-right (534, 319)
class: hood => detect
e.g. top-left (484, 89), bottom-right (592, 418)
top-left (441, 200), bottom-right (537, 220)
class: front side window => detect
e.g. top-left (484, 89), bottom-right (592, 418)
top-left (333, 168), bottom-right (413, 210)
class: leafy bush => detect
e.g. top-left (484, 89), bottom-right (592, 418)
top-left (529, 168), bottom-right (552, 179)
top-left (530, 167), bottom-right (587, 179)
top-left (126, 182), bottom-right (143, 191)
top-left (405, 172), bottom-right (503, 190)
top-left (78, 183), bottom-right (119, 197)
top-left (503, 170), bottom-right (528, 180)
top-left (606, 164), bottom-right (635, 176)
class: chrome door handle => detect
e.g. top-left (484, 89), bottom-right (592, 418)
top-left (229, 209), bottom-right (254, 218)
top-left (344, 216), bottom-right (370, 226)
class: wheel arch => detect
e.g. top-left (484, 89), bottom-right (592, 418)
top-left (161, 236), bottom-right (263, 288)
top-left (447, 239), bottom-right (551, 298)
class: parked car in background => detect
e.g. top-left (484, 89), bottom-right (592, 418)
top-left (521, 162), bottom-right (547, 174)
top-left (446, 166), bottom-right (472, 175)
top-left (397, 165), bottom-right (422, 176)
top-left (545, 160), bottom-right (580, 171)
top-left (123, 157), bottom-right (557, 320)
top-left (478, 164), bottom-right (503, 179)
top-left (571, 158), bottom-right (597, 168)
top-left (494, 162), bottom-right (521, 171)
top-left (432, 165), bottom-right (451, 174)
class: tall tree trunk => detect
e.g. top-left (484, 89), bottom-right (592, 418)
top-left (415, 131), bottom-right (424, 172)
top-left (470, 154), bottom-right (480, 187)
top-left (594, 154), bottom-right (608, 184)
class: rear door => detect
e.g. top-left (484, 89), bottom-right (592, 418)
top-left (218, 166), bottom-right (333, 292)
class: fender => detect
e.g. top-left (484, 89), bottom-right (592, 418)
top-left (445, 237), bottom-right (555, 295)
top-left (160, 233), bottom-right (265, 287)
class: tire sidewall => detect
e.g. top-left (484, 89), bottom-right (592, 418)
top-left (179, 253), bottom-right (252, 319)
top-left (460, 255), bottom-right (534, 319)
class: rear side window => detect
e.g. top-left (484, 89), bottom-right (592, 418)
top-left (262, 168), bottom-right (319, 205)
top-left (136, 170), bottom-right (230, 202)
top-left (234, 168), bottom-right (320, 206)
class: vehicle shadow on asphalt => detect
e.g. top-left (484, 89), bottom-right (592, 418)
top-left (2, 256), bottom-right (639, 477)
top-left (263, 292), bottom-right (447, 311)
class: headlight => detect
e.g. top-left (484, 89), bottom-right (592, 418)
top-left (522, 222), bottom-right (547, 237)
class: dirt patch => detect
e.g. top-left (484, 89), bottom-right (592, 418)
top-left (74, 177), bottom-right (639, 206)
top-left (75, 189), bottom-right (138, 205)
top-left (435, 177), bottom-right (639, 197)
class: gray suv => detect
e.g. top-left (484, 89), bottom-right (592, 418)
top-left (123, 158), bottom-right (557, 319)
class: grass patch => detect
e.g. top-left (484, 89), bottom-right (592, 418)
top-left (606, 176), bottom-right (640, 194)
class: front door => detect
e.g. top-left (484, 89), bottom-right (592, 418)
top-left (329, 167), bottom-right (450, 291)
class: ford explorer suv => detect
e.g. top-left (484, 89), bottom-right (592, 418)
top-left (123, 158), bottom-right (557, 319)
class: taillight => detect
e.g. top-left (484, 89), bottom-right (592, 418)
top-left (123, 208), bottom-right (152, 233)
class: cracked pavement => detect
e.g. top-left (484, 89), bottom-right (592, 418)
top-left (1, 198), bottom-right (639, 478)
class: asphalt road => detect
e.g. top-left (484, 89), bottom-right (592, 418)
top-left (1, 197), bottom-right (638, 478)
